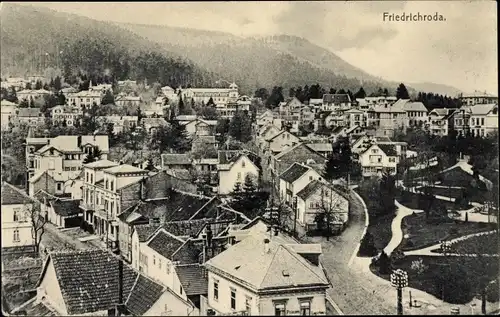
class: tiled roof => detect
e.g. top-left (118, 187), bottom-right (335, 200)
top-left (1, 182), bottom-right (34, 205)
top-left (279, 163), bottom-right (310, 183)
top-left (41, 249), bottom-right (138, 315)
top-left (161, 154), bottom-right (192, 166)
top-left (403, 101), bottom-right (428, 112)
top-left (147, 230), bottom-right (185, 259)
top-left (323, 94), bottom-right (351, 104)
top-left (134, 224), bottom-right (161, 242)
top-left (50, 199), bottom-right (81, 217)
top-left (305, 143), bottom-right (332, 153)
top-left (296, 180), bottom-right (325, 200)
top-left (17, 108), bottom-right (41, 117)
top-left (171, 240), bottom-right (202, 264)
top-left (205, 233), bottom-right (329, 290)
top-left (162, 218), bottom-right (215, 238)
top-left (83, 159), bottom-right (119, 169)
top-left (125, 274), bottom-right (164, 316)
top-left (468, 104), bottom-right (497, 115)
top-left (103, 164), bottom-right (146, 175)
top-left (175, 264), bottom-right (208, 296)
top-left (218, 150), bottom-right (260, 168)
top-left (378, 144), bottom-right (398, 156)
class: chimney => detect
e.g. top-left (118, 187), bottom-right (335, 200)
top-left (264, 238), bottom-right (270, 253)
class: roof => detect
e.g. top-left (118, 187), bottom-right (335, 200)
top-left (103, 164), bottom-right (146, 175)
top-left (125, 274), bottom-right (164, 316)
top-left (1, 182), bottom-right (35, 205)
top-left (83, 159), bottom-right (119, 169)
top-left (161, 154), bottom-right (192, 166)
top-left (134, 224), bottom-right (161, 242)
top-left (296, 180), bottom-right (349, 201)
top-left (147, 229), bottom-right (186, 260)
top-left (205, 233), bottom-right (329, 291)
top-left (162, 218), bottom-right (215, 238)
top-left (279, 163), bottom-right (310, 183)
top-left (218, 150), bottom-right (260, 167)
top-left (429, 108), bottom-right (450, 116)
top-left (175, 264), bottom-right (208, 295)
top-left (323, 94), bottom-right (351, 104)
top-left (39, 249), bottom-right (138, 315)
top-left (50, 199), bottom-right (81, 217)
top-left (33, 135), bottom-right (109, 154)
top-left (468, 104), bottom-right (498, 115)
top-left (17, 108), bottom-right (41, 117)
top-left (305, 143), bottom-right (332, 153)
top-left (403, 101), bottom-right (428, 112)
top-left (140, 117), bottom-right (168, 127)
top-left (461, 90), bottom-right (497, 98)
top-left (378, 144), bottom-right (398, 156)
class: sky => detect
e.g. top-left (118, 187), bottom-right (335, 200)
top-left (12, 1), bottom-right (498, 94)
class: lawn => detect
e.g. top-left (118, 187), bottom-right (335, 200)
top-left (399, 212), bottom-right (496, 251)
top-left (396, 189), bottom-right (472, 211)
top-left (366, 213), bottom-right (395, 252)
top-left (431, 231), bottom-right (499, 255)
top-left (370, 255), bottom-right (499, 304)
top-left (419, 186), bottom-right (464, 199)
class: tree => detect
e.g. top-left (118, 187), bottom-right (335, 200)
top-left (323, 137), bottom-right (352, 181)
top-left (178, 95), bottom-right (186, 114)
top-left (230, 174), bottom-right (269, 219)
top-left (35, 80), bottom-right (43, 90)
top-left (265, 86), bottom-right (284, 108)
top-left (145, 158), bottom-right (155, 171)
top-left (83, 146), bottom-right (103, 164)
top-left (354, 87), bottom-right (366, 99)
top-left (314, 185), bottom-right (349, 240)
top-left (377, 251), bottom-right (392, 274)
top-left (359, 231), bottom-right (377, 256)
top-left (379, 172), bottom-right (396, 213)
top-left (199, 106), bottom-right (219, 120)
top-left (53, 76), bottom-right (62, 91)
top-left (396, 83), bottom-right (410, 99)
top-left (19, 203), bottom-right (47, 253)
top-left (207, 97), bottom-right (215, 106)
top-left (101, 90), bottom-right (114, 105)
top-left (228, 110), bottom-right (252, 143)
top-left (167, 120), bottom-right (192, 153)
top-left (254, 87), bottom-right (269, 101)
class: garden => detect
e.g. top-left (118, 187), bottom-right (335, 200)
top-left (432, 230), bottom-right (499, 255)
top-left (396, 189), bottom-right (472, 211)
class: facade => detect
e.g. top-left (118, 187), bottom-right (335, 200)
top-left (100, 115), bottom-right (138, 134)
top-left (182, 83), bottom-right (239, 106)
top-left (344, 108), bottom-right (366, 128)
top-left (463, 104), bottom-right (498, 137)
top-left (322, 94), bottom-right (351, 111)
top-left (115, 95), bottom-right (142, 108)
top-left (262, 130), bottom-right (301, 156)
top-left (402, 100), bottom-right (428, 128)
top-left (359, 144), bottom-right (399, 177)
top-left (428, 108), bottom-right (452, 136)
top-left (184, 118), bottom-right (218, 136)
top-left (50, 105), bottom-right (82, 126)
top-left (16, 89), bottom-right (52, 101)
top-left (366, 102), bottom-right (407, 138)
top-left (218, 151), bottom-right (260, 195)
top-left (15, 108), bottom-right (44, 126)
top-left (203, 233), bottom-right (329, 316)
top-left (459, 91), bottom-right (498, 106)
top-left (66, 90), bottom-right (102, 109)
top-left (1, 182), bottom-right (36, 250)
top-left (1, 100), bottom-right (17, 130)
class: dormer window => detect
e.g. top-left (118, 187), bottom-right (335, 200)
top-left (49, 149), bottom-right (54, 155)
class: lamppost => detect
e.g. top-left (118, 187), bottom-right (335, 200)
top-left (440, 240), bottom-right (452, 301)
top-left (390, 269), bottom-right (408, 315)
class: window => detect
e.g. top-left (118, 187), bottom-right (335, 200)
top-left (110, 181), bottom-right (114, 191)
top-left (230, 288), bottom-right (236, 310)
top-left (13, 208), bottom-right (21, 222)
top-left (153, 255), bottom-right (156, 265)
top-left (299, 300), bottom-right (311, 315)
top-left (179, 286), bottom-right (183, 295)
top-left (274, 303), bottom-right (286, 316)
top-left (213, 279), bottom-right (219, 301)
top-left (309, 176), bottom-right (313, 181)
top-left (29, 159), bottom-right (34, 169)
top-left (57, 183), bottom-right (62, 191)
top-left (159, 259), bottom-right (162, 269)
top-left (389, 157), bottom-right (396, 163)
top-left (110, 225), bottom-right (114, 235)
top-left (166, 262), bottom-right (171, 274)
top-left (481, 118), bottom-right (485, 125)
top-left (13, 230), bottom-right (20, 242)
top-left (90, 174), bottom-right (93, 184)
top-left (237, 172), bottom-right (241, 180)
top-left (105, 180), bottom-right (108, 189)
top-left (245, 296), bottom-right (252, 315)
top-left (242, 160), bottom-right (246, 168)
top-left (48, 159), bottom-right (55, 170)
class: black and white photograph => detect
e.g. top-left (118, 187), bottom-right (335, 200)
top-left (0, 1), bottom-right (498, 316)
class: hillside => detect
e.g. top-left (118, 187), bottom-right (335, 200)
top-left (0, 3), bottom-right (219, 87)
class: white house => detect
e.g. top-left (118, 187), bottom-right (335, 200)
top-left (278, 163), bottom-right (323, 205)
top-left (359, 144), bottom-right (399, 177)
top-left (465, 103), bottom-right (498, 137)
top-left (66, 90), bottom-right (102, 109)
top-left (1, 182), bottom-right (36, 250)
top-left (262, 130), bottom-right (301, 156)
top-left (50, 105), bottom-right (82, 127)
top-left (203, 232), bottom-right (329, 316)
top-left (402, 100), bottom-right (428, 128)
top-left (428, 108), bottom-right (452, 136)
top-left (295, 181), bottom-right (349, 232)
top-left (183, 118), bottom-right (217, 137)
top-left (1, 100), bottom-right (17, 130)
top-left (217, 151), bottom-right (260, 195)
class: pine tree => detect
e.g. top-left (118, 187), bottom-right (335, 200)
top-left (83, 146), bottom-right (103, 164)
top-left (101, 90), bottom-right (114, 105)
top-left (354, 87), bottom-right (366, 99)
top-left (207, 97), bottom-right (215, 106)
top-left (145, 158), bottom-right (155, 171)
top-left (396, 83), bottom-right (410, 99)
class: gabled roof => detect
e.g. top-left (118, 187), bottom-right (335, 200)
top-left (468, 104), bottom-right (498, 115)
top-left (125, 274), bottom-right (164, 316)
top-left (205, 233), bottom-right (329, 291)
top-left (134, 224), bottom-right (161, 242)
top-left (274, 142), bottom-right (325, 161)
top-left (305, 143), bottom-right (332, 153)
top-left (403, 101), bottom-right (428, 112)
top-left (218, 150), bottom-right (260, 167)
top-left (296, 180), bottom-right (349, 201)
top-left (103, 164), bottom-right (146, 175)
top-left (429, 108), bottom-right (450, 117)
top-left (17, 108), bottom-right (41, 117)
top-left (1, 182), bottom-right (35, 205)
top-left (147, 229), bottom-right (186, 260)
top-left (323, 94), bottom-right (351, 104)
top-left (50, 199), bottom-right (80, 217)
top-left (161, 153), bottom-right (192, 166)
top-left (175, 264), bottom-right (208, 296)
top-left (37, 249), bottom-right (138, 315)
top-left (378, 144), bottom-right (398, 156)
top-left (83, 159), bottom-right (119, 169)
top-left (279, 163), bottom-right (310, 183)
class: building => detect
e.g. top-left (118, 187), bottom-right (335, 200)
top-left (15, 108), bottom-right (44, 126)
top-left (203, 233), bottom-right (330, 316)
top-left (296, 181), bottom-right (349, 232)
top-left (359, 144), bottom-right (399, 177)
top-left (344, 108), bottom-right (366, 128)
top-left (366, 101), bottom-right (407, 138)
top-left (16, 89), bottom-right (52, 101)
top-left (181, 83), bottom-right (239, 106)
top-left (216, 100), bottom-right (251, 119)
top-left (1, 100), bottom-right (17, 130)
top-left (322, 94), bottom-right (351, 111)
top-left (80, 162), bottom-right (149, 250)
top-left (141, 117), bottom-right (169, 134)
top-left (50, 105), bottom-right (82, 126)
top-left (462, 104), bottom-right (498, 137)
top-left (100, 115), bottom-right (138, 134)
top-left (115, 95), bottom-right (142, 108)
top-left (161, 154), bottom-right (193, 171)
top-left (402, 100), bottom-right (428, 128)
top-left (1, 182), bottom-right (36, 251)
top-left (257, 124), bottom-right (281, 150)
top-left (428, 108), bottom-right (453, 136)
top-left (66, 90), bottom-right (102, 109)
top-left (183, 118), bottom-right (218, 136)
top-left (161, 86), bottom-right (180, 102)
top-left (256, 110), bottom-right (274, 127)
top-left (278, 163), bottom-right (323, 205)
top-left (262, 130), bottom-right (301, 156)
top-left (459, 91), bottom-right (498, 106)
top-left (304, 143), bottom-right (333, 158)
top-left (217, 151), bottom-right (261, 195)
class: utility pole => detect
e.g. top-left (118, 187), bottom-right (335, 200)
top-left (292, 196), bottom-right (298, 238)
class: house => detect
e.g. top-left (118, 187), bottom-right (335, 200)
top-left (101, 115), bottom-right (138, 134)
top-left (344, 108), bottom-right (366, 128)
top-left (50, 105), bottom-right (82, 126)
top-left (89, 82), bottom-right (113, 95)
top-left (115, 95), bottom-right (141, 108)
top-left (26, 134), bottom-right (109, 189)
top-left (256, 110), bottom-right (274, 127)
top-left (80, 162), bottom-right (149, 250)
top-left (463, 104), bottom-right (498, 137)
top-left (140, 117), bottom-right (168, 134)
top-left (175, 115), bottom-right (199, 125)
top-left (45, 195), bottom-right (82, 228)
top-left (216, 100), bottom-right (251, 119)
top-left (217, 151), bottom-right (261, 195)
top-left (459, 90), bottom-right (498, 106)
top-left (262, 130), bottom-right (301, 156)
top-left (161, 86), bottom-right (179, 101)
top-left (322, 94), bottom-right (351, 111)
top-left (295, 181), bottom-right (349, 232)
top-left (161, 153), bottom-right (193, 171)
top-left (270, 143), bottom-right (326, 187)
top-left (183, 118), bottom-right (217, 136)
top-left (203, 233), bottom-right (330, 316)
top-left (1, 182), bottom-right (36, 251)
top-left (15, 108), bottom-right (44, 126)
top-left (1, 100), bottom-right (17, 130)
top-left (366, 101), bottom-right (407, 138)
top-left (278, 163), bottom-right (323, 205)
top-left (428, 108), bottom-right (453, 136)
top-left (181, 83), bottom-right (239, 106)
top-left (29, 170), bottom-right (82, 200)
top-left (66, 90), bottom-right (102, 109)
top-left (257, 124), bottom-right (281, 149)
top-left (359, 144), bottom-right (399, 177)
top-left (305, 143), bottom-right (333, 158)
top-left (60, 87), bottom-right (78, 98)
top-left (16, 89), bottom-right (52, 101)
top-left (402, 100), bottom-right (428, 127)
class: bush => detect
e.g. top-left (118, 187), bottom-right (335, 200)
top-left (359, 232), bottom-right (378, 257)
top-left (405, 239), bottom-right (414, 248)
top-left (486, 280), bottom-right (500, 302)
top-left (410, 258), bottom-right (428, 275)
top-left (433, 265), bottom-right (473, 303)
top-left (449, 227), bottom-right (459, 235)
top-left (390, 250), bottom-right (406, 265)
top-left (378, 251), bottom-right (392, 274)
